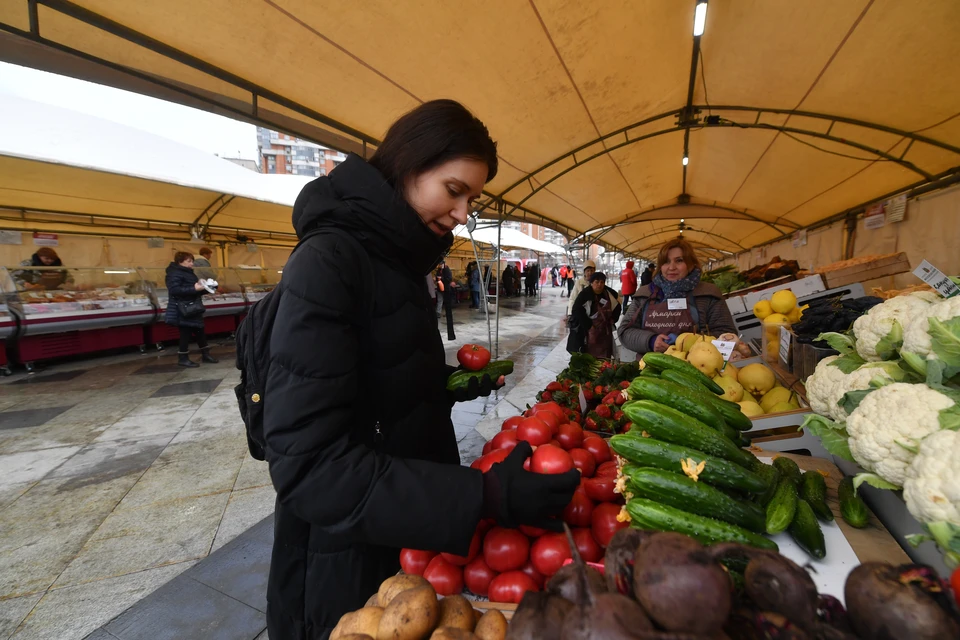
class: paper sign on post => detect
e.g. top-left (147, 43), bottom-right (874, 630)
top-left (578, 387), bottom-right (588, 414)
top-left (712, 340), bottom-right (737, 362)
top-left (667, 298), bottom-right (687, 310)
top-left (779, 326), bottom-right (792, 365)
top-left (913, 260), bottom-right (960, 298)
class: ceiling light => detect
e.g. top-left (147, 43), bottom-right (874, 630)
top-left (103, 270), bottom-right (130, 274)
top-left (682, 156), bottom-right (689, 166)
top-left (681, 219), bottom-right (685, 223)
top-left (693, 2), bottom-right (708, 37)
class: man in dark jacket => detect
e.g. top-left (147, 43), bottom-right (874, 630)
top-left (439, 259), bottom-right (456, 340)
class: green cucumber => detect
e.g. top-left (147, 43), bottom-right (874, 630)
top-left (800, 471), bottom-right (834, 522)
top-left (659, 369), bottom-right (707, 392)
top-left (639, 367), bottom-right (661, 378)
top-left (623, 378), bottom-right (727, 432)
top-left (622, 400), bottom-right (755, 468)
top-left (445, 360), bottom-right (514, 392)
top-left (659, 370), bottom-right (753, 431)
top-left (753, 464), bottom-right (781, 506)
top-left (773, 457), bottom-right (803, 487)
top-left (641, 353), bottom-right (724, 394)
top-left (626, 498), bottom-right (778, 550)
top-left (838, 477), bottom-right (869, 529)
top-left (625, 467), bottom-right (766, 532)
top-left (611, 435), bottom-right (768, 494)
top-left (789, 499), bottom-right (826, 559)
top-left (765, 477), bottom-right (798, 535)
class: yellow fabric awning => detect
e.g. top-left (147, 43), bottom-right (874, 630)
top-left (1, 0), bottom-right (958, 258)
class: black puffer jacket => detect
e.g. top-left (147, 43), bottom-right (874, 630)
top-left (164, 262), bottom-right (204, 329)
top-left (263, 155), bottom-right (484, 639)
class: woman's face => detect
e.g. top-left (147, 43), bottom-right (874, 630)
top-left (39, 255), bottom-right (55, 266)
top-left (584, 267), bottom-right (595, 280)
top-left (660, 247), bottom-right (689, 282)
top-left (180, 258), bottom-right (195, 268)
top-left (591, 279), bottom-right (606, 294)
top-left (404, 158), bottom-right (488, 237)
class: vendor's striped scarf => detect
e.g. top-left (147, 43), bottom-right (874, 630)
top-left (652, 268), bottom-right (702, 301)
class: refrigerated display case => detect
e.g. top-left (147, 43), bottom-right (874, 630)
top-left (5, 266), bottom-right (155, 368)
top-left (235, 266), bottom-right (282, 303)
top-left (0, 268), bottom-right (19, 374)
top-left (138, 266), bottom-right (248, 345)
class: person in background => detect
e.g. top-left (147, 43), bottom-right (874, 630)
top-left (619, 259), bottom-right (638, 318)
top-left (468, 261), bottom-right (482, 309)
top-left (435, 264), bottom-right (445, 317)
top-left (513, 262), bottom-right (523, 296)
top-left (426, 272), bottom-right (438, 324)
top-left (501, 263), bottom-right (514, 298)
top-left (193, 246), bottom-right (217, 280)
top-left (165, 251), bottom-right (218, 367)
top-left (551, 264), bottom-right (559, 287)
top-left (524, 262), bottom-right (536, 297)
top-left (566, 266), bottom-right (577, 298)
top-left (640, 262), bottom-right (655, 287)
top-left (566, 260), bottom-right (595, 318)
top-left (619, 237), bottom-right (737, 357)
top-left (13, 247), bottom-right (73, 290)
top-left (440, 259), bottom-right (456, 340)
top-left (559, 264), bottom-right (569, 295)
top-left (567, 272), bottom-right (621, 357)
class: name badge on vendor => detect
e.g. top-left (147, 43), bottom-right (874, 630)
top-left (667, 298), bottom-right (688, 310)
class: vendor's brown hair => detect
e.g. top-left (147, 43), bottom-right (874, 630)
top-left (174, 251), bottom-right (195, 264)
top-left (656, 237), bottom-right (701, 274)
top-left (199, 247), bottom-right (213, 258)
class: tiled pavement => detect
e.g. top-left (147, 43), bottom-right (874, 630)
top-left (0, 289), bottom-right (574, 640)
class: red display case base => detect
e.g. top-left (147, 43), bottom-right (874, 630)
top-left (204, 315), bottom-right (236, 334)
top-left (145, 322), bottom-right (181, 346)
top-left (15, 325), bottom-right (145, 364)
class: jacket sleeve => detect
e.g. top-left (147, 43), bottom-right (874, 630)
top-left (618, 298), bottom-right (656, 355)
top-left (610, 290), bottom-right (622, 324)
top-left (566, 280), bottom-right (586, 315)
top-left (166, 274), bottom-right (200, 298)
top-left (570, 289), bottom-right (591, 328)
top-left (264, 235), bottom-right (483, 555)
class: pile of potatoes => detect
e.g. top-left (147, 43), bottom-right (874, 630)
top-left (331, 574), bottom-right (509, 640)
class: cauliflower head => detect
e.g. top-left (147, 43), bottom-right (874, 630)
top-left (903, 429), bottom-right (960, 524)
top-left (846, 382), bottom-right (955, 487)
top-left (805, 355), bottom-right (842, 418)
top-left (902, 296), bottom-right (960, 358)
top-left (805, 357), bottom-right (905, 422)
top-left (853, 292), bottom-right (935, 361)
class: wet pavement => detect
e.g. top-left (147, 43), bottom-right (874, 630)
top-left (0, 288), bottom-right (572, 640)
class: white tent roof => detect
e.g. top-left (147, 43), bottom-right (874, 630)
top-left (455, 224), bottom-right (566, 254)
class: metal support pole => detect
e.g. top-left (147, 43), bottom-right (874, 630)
top-left (467, 224), bottom-right (493, 355)
top-left (495, 200), bottom-right (503, 359)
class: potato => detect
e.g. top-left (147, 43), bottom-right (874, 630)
top-left (378, 574), bottom-right (430, 608)
top-left (429, 628), bottom-right (479, 640)
top-left (365, 592), bottom-right (381, 607)
top-left (472, 609), bottom-right (482, 625)
top-left (331, 607), bottom-right (383, 640)
top-left (437, 595), bottom-right (475, 631)
top-left (473, 610), bottom-right (507, 640)
top-left (377, 585), bottom-right (439, 640)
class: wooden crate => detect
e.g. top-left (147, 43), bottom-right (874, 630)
top-left (818, 253), bottom-right (910, 289)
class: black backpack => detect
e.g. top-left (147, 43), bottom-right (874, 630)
top-left (234, 228), bottom-right (373, 460)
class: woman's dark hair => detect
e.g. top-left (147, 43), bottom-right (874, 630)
top-left (369, 99), bottom-right (498, 192)
top-left (590, 272), bottom-right (607, 283)
top-left (174, 251), bottom-right (195, 264)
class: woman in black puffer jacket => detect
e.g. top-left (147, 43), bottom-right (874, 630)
top-left (164, 251), bottom-right (218, 367)
top-left (262, 100), bottom-right (579, 639)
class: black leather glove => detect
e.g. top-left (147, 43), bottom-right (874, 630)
top-left (447, 366), bottom-right (506, 404)
top-left (481, 441), bottom-right (580, 532)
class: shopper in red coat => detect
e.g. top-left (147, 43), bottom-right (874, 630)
top-left (620, 260), bottom-right (638, 316)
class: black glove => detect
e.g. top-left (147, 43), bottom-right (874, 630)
top-left (447, 366), bottom-right (505, 404)
top-left (481, 441), bottom-right (580, 532)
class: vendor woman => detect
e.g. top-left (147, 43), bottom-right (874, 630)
top-left (619, 237), bottom-right (737, 355)
top-left (262, 99), bottom-right (579, 638)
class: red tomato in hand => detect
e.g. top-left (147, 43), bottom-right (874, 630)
top-left (556, 423), bottom-right (584, 450)
top-left (519, 560), bottom-right (545, 589)
top-left (571, 528), bottom-right (603, 563)
top-left (583, 437), bottom-right (612, 464)
top-left (457, 344), bottom-right (491, 371)
top-left (592, 502), bottom-right (628, 547)
top-left (423, 555), bottom-right (464, 596)
top-left (596, 461), bottom-right (619, 478)
top-left (531, 444), bottom-right (574, 475)
top-left (519, 524), bottom-right (548, 538)
top-left (502, 416), bottom-right (524, 431)
top-left (471, 448), bottom-right (511, 473)
top-left (530, 532), bottom-right (572, 577)
top-left (516, 417), bottom-right (552, 446)
top-left (583, 476), bottom-right (617, 503)
top-left (463, 556), bottom-right (498, 597)
top-left (399, 549), bottom-right (436, 576)
top-left (490, 429), bottom-right (518, 451)
top-left (483, 527), bottom-right (530, 573)
top-left (488, 571), bottom-right (539, 604)
top-left (531, 402), bottom-right (566, 422)
top-left (563, 487), bottom-right (594, 527)
top-left (441, 529), bottom-right (482, 566)
top-left (568, 448), bottom-right (596, 477)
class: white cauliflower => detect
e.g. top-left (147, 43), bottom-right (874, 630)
top-left (804, 357), bottom-right (905, 422)
top-left (901, 296), bottom-right (960, 358)
top-left (903, 429), bottom-right (960, 525)
top-left (852, 292), bottom-right (936, 361)
top-left (846, 382), bottom-right (955, 487)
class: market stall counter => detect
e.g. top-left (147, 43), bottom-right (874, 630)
top-left (4, 266), bottom-right (155, 369)
top-left (0, 268), bottom-right (19, 374)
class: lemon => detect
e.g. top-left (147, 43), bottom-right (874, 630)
top-left (770, 289), bottom-right (798, 314)
top-left (753, 299), bottom-right (773, 320)
top-left (786, 307), bottom-right (802, 324)
top-left (763, 313), bottom-right (790, 325)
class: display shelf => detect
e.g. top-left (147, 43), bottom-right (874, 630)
top-left (236, 266), bottom-right (282, 303)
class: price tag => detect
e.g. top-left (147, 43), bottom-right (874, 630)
top-left (779, 326), bottom-right (792, 365)
top-left (712, 340), bottom-right (737, 362)
top-left (913, 259), bottom-right (960, 298)
top-left (667, 298), bottom-right (687, 310)
top-left (578, 386), bottom-right (588, 414)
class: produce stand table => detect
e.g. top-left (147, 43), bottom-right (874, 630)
top-left (472, 450), bottom-right (908, 619)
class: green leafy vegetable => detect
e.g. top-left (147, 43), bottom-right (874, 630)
top-left (906, 521), bottom-right (960, 569)
top-left (830, 353), bottom-right (867, 374)
top-left (875, 320), bottom-right (904, 360)
top-left (929, 316), bottom-right (960, 369)
top-left (817, 332), bottom-right (857, 356)
top-left (838, 376), bottom-right (893, 415)
top-left (800, 414), bottom-right (855, 462)
top-left (853, 472), bottom-right (901, 491)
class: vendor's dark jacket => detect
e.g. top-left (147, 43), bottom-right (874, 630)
top-left (263, 154), bottom-right (483, 639)
top-left (164, 263), bottom-right (205, 329)
top-left (618, 282), bottom-right (737, 355)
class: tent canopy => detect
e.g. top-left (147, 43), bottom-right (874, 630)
top-left (2, 0), bottom-right (958, 259)
top-left (0, 94), bottom-right (308, 245)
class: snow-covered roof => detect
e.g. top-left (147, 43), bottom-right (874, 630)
top-left (455, 224), bottom-right (566, 254)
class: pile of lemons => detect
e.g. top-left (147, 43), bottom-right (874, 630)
top-left (752, 289), bottom-right (806, 324)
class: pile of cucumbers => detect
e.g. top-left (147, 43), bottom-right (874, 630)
top-left (609, 352), bottom-right (838, 559)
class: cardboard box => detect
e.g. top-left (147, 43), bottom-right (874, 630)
top-left (725, 295), bottom-right (747, 315)
top-left (818, 253), bottom-right (910, 289)
top-left (744, 275), bottom-right (826, 309)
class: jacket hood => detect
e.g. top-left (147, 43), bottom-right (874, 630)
top-left (625, 260), bottom-right (634, 269)
top-left (291, 154), bottom-right (452, 276)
